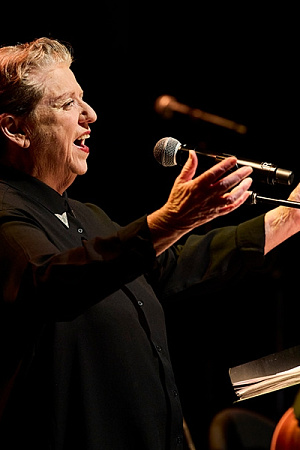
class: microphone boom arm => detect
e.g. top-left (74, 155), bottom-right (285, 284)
top-left (154, 95), bottom-right (248, 134)
top-left (249, 192), bottom-right (300, 209)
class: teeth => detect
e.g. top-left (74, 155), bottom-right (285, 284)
top-left (74, 133), bottom-right (90, 148)
top-left (78, 134), bottom-right (90, 140)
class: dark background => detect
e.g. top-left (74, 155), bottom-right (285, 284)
top-left (2, 3), bottom-right (300, 447)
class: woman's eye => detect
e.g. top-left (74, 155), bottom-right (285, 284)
top-left (64, 100), bottom-right (75, 109)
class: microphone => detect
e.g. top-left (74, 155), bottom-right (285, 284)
top-left (154, 95), bottom-right (247, 134)
top-left (153, 137), bottom-right (294, 186)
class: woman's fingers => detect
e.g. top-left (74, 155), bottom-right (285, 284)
top-left (214, 165), bottom-right (253, 193)
top-left (218, 177), bottom-right (253, 212)
top-left (193, 156), bottom-right (253, 192)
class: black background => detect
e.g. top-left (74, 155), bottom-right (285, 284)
top-left (2, 3), bottom-right (300, 447)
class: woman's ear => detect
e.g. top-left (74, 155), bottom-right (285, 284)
top-left (0, 114), bottom-right (30, 148)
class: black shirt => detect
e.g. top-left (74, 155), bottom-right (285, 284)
top-left (0, 165), bottom-right (266, 449)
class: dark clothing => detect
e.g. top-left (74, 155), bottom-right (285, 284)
top-left (0, 165), bottom-right (266, 449)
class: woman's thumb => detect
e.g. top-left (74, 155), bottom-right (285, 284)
top-left (177, 150), bottom-right (198, 182)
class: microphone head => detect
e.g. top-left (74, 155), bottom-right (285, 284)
top-left (153, 137), bottom-right (181, 167)
top-left (154, 95), bottom-right (177, 118)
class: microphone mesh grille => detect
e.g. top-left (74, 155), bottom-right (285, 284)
top-left (153, 137), bottom-right (180, 167)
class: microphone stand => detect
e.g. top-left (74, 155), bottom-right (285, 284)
top-left (249, 192), bottom-right (300, 209)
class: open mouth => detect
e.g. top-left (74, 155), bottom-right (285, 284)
top-left (74, 133), bottom-right (90, 152)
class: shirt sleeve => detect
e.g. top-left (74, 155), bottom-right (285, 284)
top-left (149, 214), bottom-right (267, 300)
top-left (0, 211), bottom-right (156, 320)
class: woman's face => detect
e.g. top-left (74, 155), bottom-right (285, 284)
top-left (26, 64), bottom-right (97, 193)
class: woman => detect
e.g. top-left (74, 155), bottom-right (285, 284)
top-left (0, 37), bottom-right (299, 449)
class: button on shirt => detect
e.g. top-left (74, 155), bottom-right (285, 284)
top-left (0, 165), bottom-right (267, 449)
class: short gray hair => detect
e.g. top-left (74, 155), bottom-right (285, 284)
top-left (0, 37), bottom-right (73, 117)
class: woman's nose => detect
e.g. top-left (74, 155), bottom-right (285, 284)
top-left (80, 101), bottom-right (97, 124)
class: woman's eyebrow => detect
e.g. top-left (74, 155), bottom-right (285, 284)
top-left (50, 90), bottom-right (84, 105)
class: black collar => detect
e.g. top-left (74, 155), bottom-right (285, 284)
top-left (0, 164), bottom-right (70, 215)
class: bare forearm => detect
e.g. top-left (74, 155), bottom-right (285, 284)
top-left (264, 179), bottom-right (300, 254)
top-left (264, 206), bottom-right (300, 254)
